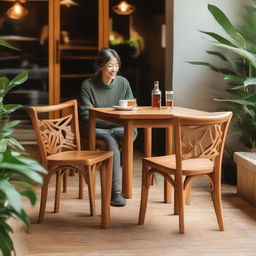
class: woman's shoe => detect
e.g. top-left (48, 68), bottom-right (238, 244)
top-left (111, 192), bottom-right (126, 207)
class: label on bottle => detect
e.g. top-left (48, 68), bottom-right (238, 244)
top-left (152, 94), bottom-right (161, 108)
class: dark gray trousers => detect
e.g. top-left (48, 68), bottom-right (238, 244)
top-left (96, 127), bottom-right (138, 193)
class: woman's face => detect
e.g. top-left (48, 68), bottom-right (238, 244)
top-left (101, 57), bottom-right (119, 82)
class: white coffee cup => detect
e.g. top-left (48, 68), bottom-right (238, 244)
top-left (119, 100), bottom-right (128, 108)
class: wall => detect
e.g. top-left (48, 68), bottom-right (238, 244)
top-left (173, 0), bottom-right (249, 111)
top-left (172, 0), bottom-right (250, 152)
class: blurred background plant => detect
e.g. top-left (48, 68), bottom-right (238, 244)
top-left (0, 39), bottom-right (46, 256)
top-left (188, 1), bottom-right (256, 150)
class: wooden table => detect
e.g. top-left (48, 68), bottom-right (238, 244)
top-left (89, 106), bottom-right (207, 200)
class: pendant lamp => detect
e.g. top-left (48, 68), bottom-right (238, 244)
top-left (7, 0), bottom-right (29, 20)
top-left (113, 1), bottom-right (136, 15)
top-left (60, 0), bottom-right (78, 7)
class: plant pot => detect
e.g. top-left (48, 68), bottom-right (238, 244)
top-left (234, 152), bottom-right (256, 205)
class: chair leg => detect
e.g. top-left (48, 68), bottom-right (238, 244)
top-left (54, 171), bottom-right (62, 213)
top-left (63, 170), bottom-right (67, 193)
top-left (212, 181), bottom-right (224, 231)
top-left (185, 181), bottom-right (192, 205)
top-left (100, 157), bottom-right (113, 228)
top-left (78, 172), bottom-right (83, 199)
top-left (138, 162), bottom-right (150, 225)
top-left (86, 167), bottom-right (96, 216)
top-left (177, 179), bottom-right (185, 234)
top-left (38, 175), bottom-right (51, 222)
top-left (164, 179), bottom-right (172, 203)
top-left (91, 165), bottom-right (96, 202)
top-left (174, 176), bottom-right (179, 215)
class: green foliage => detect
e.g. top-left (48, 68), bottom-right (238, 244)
top-left (188, 1), bottom-right (256, 149)
top-left (0, 41), bottom-right (47, 256)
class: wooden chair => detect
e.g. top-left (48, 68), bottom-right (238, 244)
top-left (138, 111), bottom-right (232, 233)
top-left (28, 99), bottom-right (113, 228)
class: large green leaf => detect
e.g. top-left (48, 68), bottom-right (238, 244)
top-left (205, 51), bottom-right (241, 74)
top-left (2, 104), bottom-right (22, 115)
top-left (6, 137), bottom-right (25, 151)
top-left (2, 120), bottom-right (20, 129)
top-left (18, 182), bottom-right (37, 205)
top-left (206, 51), bottom-right (227, 61)
top-left (187, 61), bottom-right (219, 72)
top-left (200, 31), bottom-right (235, 46)
top-left (0, 179), bottom-right (22, 212)
top-left (18, 157), bottom-right (47, 174)
top-left (0, 39), bottom-right (19, 51)
top-left (225, 88), bottom-right (250, 97)
top-left (208, 4), bottom-right (246, 48)
top-left (0, 162), bottom-right (43, 183)
top-left (244, 77), bottom-right (256, 87)
top-left (11, 208), bottom-right (30, 228)
top-left (0, 150), bottom-right (44, 182)
top-left (0, 138), bottom-right (8, 152)
top-left (208, 40), bottom-right (256, 69)
top-left (0, 77), bottom-right (10, 91)
top-left (0, 228), bottom-right (13, 256)
top-left (0, 128), bottom-right (13, 138)
top-left (7, 72), bottom-right (28, 92)
top-left (244, 105), bottom-right (256, 118)
top-left (0, 218), bottom-right (13, 233)
top-left (187, 61), bottom-right (235, 75)
top-left (224, 75), bottom-right (245, 83)
top-left (215, 97), bottom-right (256, 106)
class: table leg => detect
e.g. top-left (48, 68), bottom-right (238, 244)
top-left (164, 127), bottom-right (173, 203)
top-left (144, 128), bottom-right (154, 186)
top-left (122, 121), bottom-right (133, 199)
top-left (89, 111), bottom-right (96, 150)
top-left (144, 128), bottom-right (152, 157)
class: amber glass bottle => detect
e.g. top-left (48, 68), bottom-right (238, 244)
top-left (151, 81), bottom-right (161, 109)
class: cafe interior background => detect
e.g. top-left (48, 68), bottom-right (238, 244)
top-left (0, 0), bottom-right (246, 156)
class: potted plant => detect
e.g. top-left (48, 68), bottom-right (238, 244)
top-left (0, 40), bottom-right (46, 256)
top-left (188, 2), bottom-right (256, 184)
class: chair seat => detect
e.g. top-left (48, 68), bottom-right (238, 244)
top-left (144, 155), bottom-right (214, 176)
top-left (47, 150), bottom-right (113, 166)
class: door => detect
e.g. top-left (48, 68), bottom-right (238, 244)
top-left (50, 0), bottom-right (109, 106)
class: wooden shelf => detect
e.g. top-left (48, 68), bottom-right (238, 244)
top-left (61, 73), bottom-right (93, 78)
top-left (59, 45), bottom-right (98, 51)
top-left (60, 55), bottom-right (97, 60)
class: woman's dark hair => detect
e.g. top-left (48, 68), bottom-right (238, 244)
top-left (94, 48), bottom-right (121, 75)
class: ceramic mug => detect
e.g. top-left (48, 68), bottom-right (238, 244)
top-left (119, 100), bottom-right (128, 108)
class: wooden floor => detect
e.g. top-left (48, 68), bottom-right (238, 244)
top-left (20, 151), bottom-right (256, 256)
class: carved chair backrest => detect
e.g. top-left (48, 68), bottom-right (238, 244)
top-left (173, 112), bottom-right (232, 173)
top-left (28, 100), bottom-right (81, 167)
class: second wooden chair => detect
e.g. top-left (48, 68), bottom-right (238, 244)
top-left (28, 99), bottom-right (113, 228)
top-left (138, 111), bottom-right (232, 233)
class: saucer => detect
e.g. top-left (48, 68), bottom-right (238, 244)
top-left (112, 105), bottom-right (138, 111)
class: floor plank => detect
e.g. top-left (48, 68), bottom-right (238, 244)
top-left (25, 151), bottom-right (256, 256)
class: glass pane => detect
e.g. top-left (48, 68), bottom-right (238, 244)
top-left (0, 0), bottom-right (49, 140)
top-left (60, 0), bottom-right (98, 102)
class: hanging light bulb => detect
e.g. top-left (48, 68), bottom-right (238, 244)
top-left (7, 1), bottom-right (29, 20)
top-left (60, 0), bottom-right (78, 7)
top-left (113, 1), bottom-right (136, 15)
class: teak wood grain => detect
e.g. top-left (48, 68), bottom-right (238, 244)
top-left (88, 106), bottom-right (209, 200)
top-left (138, 111), bottom-right (232, 233)
top-left (28, 100), bottom-right (113, 228)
